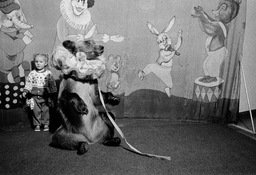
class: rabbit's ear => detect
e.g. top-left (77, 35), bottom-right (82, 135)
top-left (108, 54), bottom-right (114, 61)
top-left (147, 22), bottom-right (159, 35)
top-left (163, 16), bottom-right (176, 33)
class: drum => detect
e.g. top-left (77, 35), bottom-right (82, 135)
top-left (193, 77), bottom-right (224, 103)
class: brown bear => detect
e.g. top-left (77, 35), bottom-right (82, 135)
top-left (50, 40), bottom-right (121, 155)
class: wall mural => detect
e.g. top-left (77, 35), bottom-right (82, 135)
top-left (51, 0), bottom-right (125, 93)
top-left (138, 16), bottom-right (183, 97)
top-left (105, 54), bottom-right (123, 93)
top-left (0, 0), bottom-right (33, 109)
top-left (0, 0), bottom-right (245, 126)
top-left (192, 0), bottom-right (241, 103)
top-left (52, 0), bottom-right (124, 48)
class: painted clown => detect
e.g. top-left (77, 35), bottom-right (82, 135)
top-left (52, 0), bottom-right (124, 49)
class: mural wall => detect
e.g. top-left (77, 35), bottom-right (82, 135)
top-left (0, 0), bottom-right (246, 127)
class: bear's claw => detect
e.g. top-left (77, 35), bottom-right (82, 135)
top-left (77, 142), bottom-right (89, 155)
top-left (103, 137), bottom-right (121, 147)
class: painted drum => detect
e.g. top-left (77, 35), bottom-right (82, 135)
top-left (193, 77), bottom-right (224, 103)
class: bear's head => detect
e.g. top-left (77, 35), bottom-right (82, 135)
top-left (51, 40), bottom-right (106, 80)
top-left (106, 54), bottom-right (121, 73)
top-left (63, 40), bottom-right (104, 60)
top-left (212, 0), bottom-right (241, 23)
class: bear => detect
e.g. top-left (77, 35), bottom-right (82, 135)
top-left (192, 0), bottom-right (241, 83)
top-left (50, 40), bottom-right (121, 155)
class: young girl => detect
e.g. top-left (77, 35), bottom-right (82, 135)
top-left (23, 54), bottom-right (57, 131)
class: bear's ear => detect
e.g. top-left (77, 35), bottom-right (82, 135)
top-left (108, 54), bottom-right (114, 61)
top-left (63, 40), bottom-right (77, 55)
top-left (115, 55), bottom-right (121, 62)
top-left (51, 47), bottom-right (65, 70)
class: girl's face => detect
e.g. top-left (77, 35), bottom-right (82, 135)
top-left (34, 55), bottom-right (47, 71)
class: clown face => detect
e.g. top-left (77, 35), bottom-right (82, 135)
top-left (71, 0), bottom-right (88, 16)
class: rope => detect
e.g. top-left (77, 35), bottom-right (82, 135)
top-left (98, 86), bottom-right (171, 161)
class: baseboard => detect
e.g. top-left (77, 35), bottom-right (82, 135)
top-left (239, 109), bottom-right (256, 119)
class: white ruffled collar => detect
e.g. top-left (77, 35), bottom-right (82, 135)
top-left (52, 46), bottom-right (106, 79)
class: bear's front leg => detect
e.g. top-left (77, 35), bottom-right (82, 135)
top-left (99, 112), bottom-right (121, 147)
top-left (102, 137), bottom-right (121, 147)
top-left (100, 91), bottom-right (120, 106)
top-left (59, 91), bottom-right (88, 128)
top-left (51, 91), bottom-right (90, 155)
top-left (60, 90), bottom-right (88, 114)
top-left (77, 142), bottom-right (89, 155)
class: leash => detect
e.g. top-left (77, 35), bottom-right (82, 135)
top-left (98, 86), bottom-right (171, 161)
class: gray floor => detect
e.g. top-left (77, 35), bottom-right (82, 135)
top-left (1, 119), bottom-right (256, 175)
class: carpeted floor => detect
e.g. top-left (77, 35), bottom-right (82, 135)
top-left (1, 119), bottom-right (256, 175)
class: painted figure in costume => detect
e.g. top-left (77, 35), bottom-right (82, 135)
top-left (53, 0), bottom-right (124, 48)
top-left (138, 16), bottom-right (183, 97)
top-left (0, 0), bottom-right (33, 109)
top-left (0, 0), bottom-right (33, 84)
top-left (192, 0), bottom-right (241, 83)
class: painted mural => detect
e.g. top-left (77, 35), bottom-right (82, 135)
top-left (138, 16), bottom-right (183, 97)
top-left (0, 0), bottom-right (33, 110)
top-left (192, 0), bottom-right (241, 103)
top-left (51, 0), bottom-right (124, 80)
top-left (105, 54), bottom-right (123, 93)
top-left (0, 0), bottom-right (246, 127)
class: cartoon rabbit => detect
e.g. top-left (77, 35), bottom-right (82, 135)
top-left (138, 16), bottom-right (183, 97)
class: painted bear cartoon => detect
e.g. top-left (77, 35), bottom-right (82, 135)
top-left (192, 0), bottom-right (241, 83)
top-left (105, 54), bottom-right (122, 92)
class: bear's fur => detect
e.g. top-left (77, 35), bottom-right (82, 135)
top-left (50, 40), bottom-right (121, 155)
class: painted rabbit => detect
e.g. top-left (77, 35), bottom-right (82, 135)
top-left (138, 16), bottom-right (183, 97)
